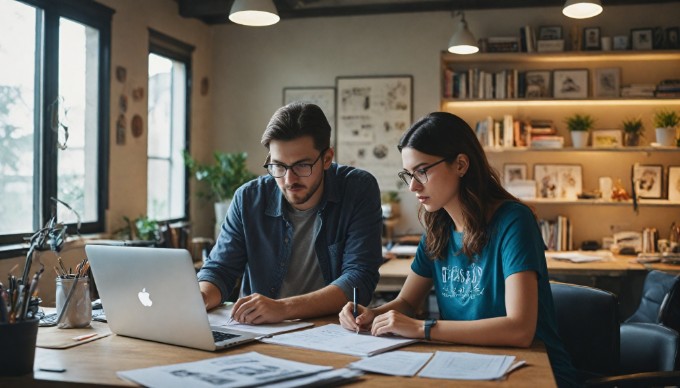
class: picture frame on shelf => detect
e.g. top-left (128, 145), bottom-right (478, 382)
top-left (666, 27), bottom-right (680, 49)
top-left (534, 164), bottom-right (583, 200)
top-left (538, 25), bottom-right (563, 40)
top-left (593, 68), bottom-right (620, 98)
top-left (653, 27), bottom-right (665, 49)
top-left (553, 69), bottom-right (588, 99)
top-left (583, 27), bottom-right (601, 50)
top-left (524, 71), bottom-right (552, 98)
top-left (592, 129), bottom-right (623, 148)
top-left (283, 86), bottom-right (336, 146)
top-left (632, 164), bottom-right (663, 199)
top-left (631, 28), bottom-right (654, 50)
top-left (613, 35), bottom-right (629, 50)
top-left (668, 166), bottom-right (680, 202)
top-left (503, 163), bottom-right (528, 186)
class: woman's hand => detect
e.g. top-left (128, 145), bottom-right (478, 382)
top-left (371, 310), bottom-right (423, 339)
top-left (338, 301), bottom-right (375, 332)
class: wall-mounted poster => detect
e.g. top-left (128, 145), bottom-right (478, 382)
top-left (283, 87), bottom-right (336, 147)
top-left (336, 75), bottom-right (413, 191)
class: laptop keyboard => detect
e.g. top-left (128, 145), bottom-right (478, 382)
top-left (212, 330), bottom-right (240, 342)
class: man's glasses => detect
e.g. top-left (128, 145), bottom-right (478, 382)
top-left (398, 157), bottom-right (450, 186)
top-left (263, 148), bottom-right (328, 178)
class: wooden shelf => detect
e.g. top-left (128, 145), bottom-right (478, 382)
top-left (441, 50), bottom-right (680, 64)
top-left (484, 146), bottom-right (680, 153)
top-left (524, 198), bottom-right (679, 207)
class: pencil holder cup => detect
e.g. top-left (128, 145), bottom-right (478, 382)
top-left (0, 319), bottom-right (39, 376)
top-left (56, 276), bottom-right (92, 329)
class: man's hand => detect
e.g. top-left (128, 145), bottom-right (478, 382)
top-left (199, 281), bottom-right (222, 310)
top-left (231, 293), bottom-right (288, 324)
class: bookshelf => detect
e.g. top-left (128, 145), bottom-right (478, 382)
top-left (440, 50), bottom-right (680, 248)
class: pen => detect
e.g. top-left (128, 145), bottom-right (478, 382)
top-left (353, 287), bottom-right (358, 334)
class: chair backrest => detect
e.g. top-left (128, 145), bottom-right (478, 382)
top-left (626, 270), bottom-right (680, 332)
top-left (620, 322), bottom-right (679, 373)
top-left (550, 282), bottom-right (620, 378)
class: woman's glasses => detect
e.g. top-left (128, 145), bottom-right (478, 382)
top-left (398, 157), bottom-right (450, 185)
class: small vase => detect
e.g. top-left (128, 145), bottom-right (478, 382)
top-left (655, 127), bottom-right (677, 147)
top-left (624, 132), bottom-right (641, 147)
top-left (214, 199), bottom-right (232, 240)
top-left (571, 131), bottom-right (589, 148)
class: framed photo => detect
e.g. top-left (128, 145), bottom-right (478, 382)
top-left (667, 27), bottom-right (680, 49)
top-left (503, 163), bottom-right (528, 186)
top-left (668, 166), bottom-right (680, 202)
top-left (583, 27), bottom-right (601, 50)
top-left (524, 71), bottom-right (552, 98)
top-left (553, 69), bottom-right (588, 99)
top-left (631, 28), bottom-right (653, 50)
top-left (653, 27), bottom-right (665, 49)
top-left (336, 75), bottom-right (412, 191)
top-left (632, 164), bottom-right (663, 199)
top-left (613, 35), bottom-right (629, 50)
top-left (283, 87), bottom-right (336, 148)
top-left (534, 164), bottom-right (583, 200)
top-left (593, 68), bottom-right (620, 98)
top-left (538, 25), bottom-right (563, 40)
top-left (592, 130), bottom-right (622, 148)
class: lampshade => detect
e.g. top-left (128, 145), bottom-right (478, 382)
top-left (562, 0), bottom-right (603, 19)
top-left (229, 0), bottom-right (280, 27)
top-left (447, 13), bottom-right (479, 55)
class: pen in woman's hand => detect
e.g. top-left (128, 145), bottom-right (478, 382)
top-left (353, 287), bottom-right (358, 334)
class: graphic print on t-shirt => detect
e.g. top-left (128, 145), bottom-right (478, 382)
top-left (440, 262), bottom-right (485, 300)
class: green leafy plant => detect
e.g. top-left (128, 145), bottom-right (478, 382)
top-left (183, 151), bottom-right (257, 202)
top-left (622, 117), bottom-right (644, 135)
top-left (565, 113), bottom-right (595, 132)
top-left (653, 109), bottom-right (680, 128)
top-left (114, 215), bottom-right (159, 241)
top-left (380, 191), bottom-right (400, 204)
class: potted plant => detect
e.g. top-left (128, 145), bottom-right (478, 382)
top-left (565, 113), bottom-right (595, 148)
top-left (184, 151), bottom-right (258, 238)
top-left (380, 191), bottom-right (401, 219)
top-left (621, 117), bottom-right (644, 147)
top-left (653, 108), bottom-right (680, 147)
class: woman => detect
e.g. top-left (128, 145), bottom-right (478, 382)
top-left (339, 112), bottom-right (578, 387)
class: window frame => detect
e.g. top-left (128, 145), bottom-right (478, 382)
top-left (147, 28), bottom-right (193, 224)
top-left (0, 0), bottom-right (112, 256)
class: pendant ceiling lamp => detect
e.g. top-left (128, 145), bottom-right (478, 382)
top-left (229, 0), bottom-right (280, 27)
top-left (447, 12), bottom-right (479, 55)
top-left (562, 0), bottom-right (603, 19)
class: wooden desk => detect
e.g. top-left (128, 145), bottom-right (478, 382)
top-left (13, 315), bottom-right (556, 387)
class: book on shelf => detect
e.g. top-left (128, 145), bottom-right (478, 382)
top-left (485, 36), bottom-right (520, 53)
top-left (536, 40), bottom-right (565, 52)
top-left (529, 135), bottom-right (564, 149)
top-left (519, 25), bottom-right (535, 53)
top-left (539, 216), bottom-right (572, 252)
top-left (621, 84), bottom-right (656, 97)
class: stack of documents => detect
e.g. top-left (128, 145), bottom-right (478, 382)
top-left (547, 250), bottom-right (612, 263)
top-left (117, 351), bottom-right (362, 388)
top-left (348, 351), bottom-right (433, 376)
top-left (208, 305), bottom-right (313, 337)
top-left (418, 351), bottom-right (516, 380)
top-left (262, 324), bottom-right (417, 357)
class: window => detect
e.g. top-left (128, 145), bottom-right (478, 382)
top-left (147, 29), bottom-right (193, 222)
top-left (0, 0), bottom-right (112, 253)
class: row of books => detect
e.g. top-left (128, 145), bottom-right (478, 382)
top-left (474, 117), bottom-right (564, 149)
top-left (656, 79), bottom-right (680, 98)
top-left (539, 216), bottom-right (573, 252)
top-left (443, 68), bottom-right (521, 99)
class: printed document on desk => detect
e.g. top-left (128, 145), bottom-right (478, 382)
top-left (547, 250), bottom-right (612, 263)
top-left (261, 324), bottom-right (418, 357)
top-left (208, 305), bottom-right (313, 336)
top-left (418, 351), bottom-right (515, 380)
top-left (348, 350), bottom-right (433, 376)
top-left (117, 351), bottom-right (332, 388)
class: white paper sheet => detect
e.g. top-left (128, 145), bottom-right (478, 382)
top-left (418, 351), bottom-right (515, 380)
top-left (348, 350), bottom-right (433, 376)
top-left (117, 351), bottom-right (331, 388)
top-left (208, 305), bottom-right (313, 336)
top-left (262, 324), bottom-right (417, 357)
top-left (547, 250), bottom-right (611, 263)
top-left (262, 368), bottom-right (364, 387)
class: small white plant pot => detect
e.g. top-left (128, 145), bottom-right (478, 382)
top-left (655, 127), bottom-right (677, 147)
top-left (571, 131), bottom-right (589, 148)
top-left (214, 200), bottom-right (232, 240)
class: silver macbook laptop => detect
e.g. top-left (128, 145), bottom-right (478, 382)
top-left (85, 244), bottom-right (259, 351)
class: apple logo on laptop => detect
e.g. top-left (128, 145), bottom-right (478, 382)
top-left (137, 288), bottom-right (153, 307)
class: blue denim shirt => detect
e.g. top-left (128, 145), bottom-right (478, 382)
top-left (197, 163), bottom-right (383, 306)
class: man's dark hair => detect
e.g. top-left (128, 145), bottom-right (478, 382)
top-left (261, 102), bottom-right (331, 151)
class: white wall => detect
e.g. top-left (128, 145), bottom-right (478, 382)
top-left (210, 3), bottom-right (680, 235)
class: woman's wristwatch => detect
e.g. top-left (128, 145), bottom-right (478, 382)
top-left (424, 319), bottom-right (437, 340)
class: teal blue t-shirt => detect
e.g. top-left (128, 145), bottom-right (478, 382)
top-left (411, 201), bottom-right (578, 387)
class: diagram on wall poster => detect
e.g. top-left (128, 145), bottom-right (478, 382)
top-left (336, 76), bottom-right (412, 191)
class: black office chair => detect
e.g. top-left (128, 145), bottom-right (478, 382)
top-left (624, 270), bottom-right (680, 332)
top-left (551, 282), bottom-right (680, 387)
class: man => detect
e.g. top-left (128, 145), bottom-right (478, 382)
top-left (198, 102), bottom-right (383, 324)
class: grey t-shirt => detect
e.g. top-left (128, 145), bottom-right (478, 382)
top-left (278, 204), bottom-right (326, 298)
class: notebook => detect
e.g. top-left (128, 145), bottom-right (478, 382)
top-left (85, 244), bottom-right (259, 351)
